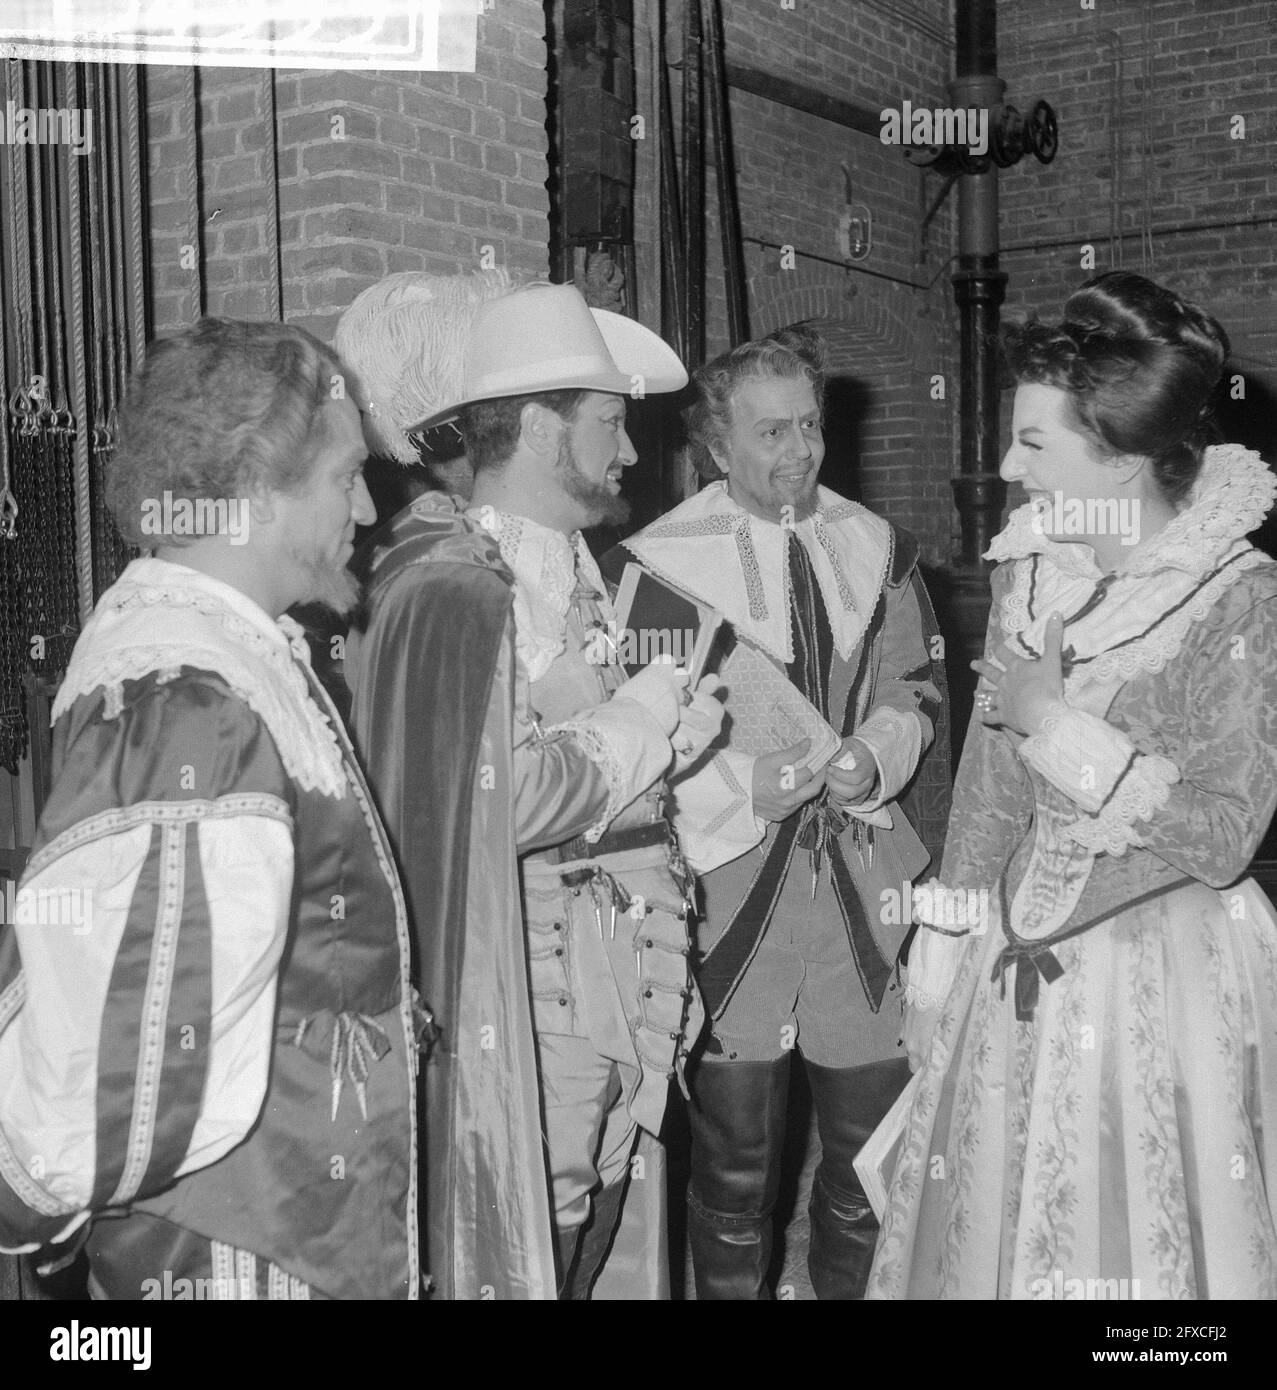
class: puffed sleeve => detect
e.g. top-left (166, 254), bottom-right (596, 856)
top-left (0, 673), bottom-right (295, 1252)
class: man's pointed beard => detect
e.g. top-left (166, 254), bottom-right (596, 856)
top-left (289, 544), bottom-right (362, 617)
top-left (556, 435), bottom-right (631, 528)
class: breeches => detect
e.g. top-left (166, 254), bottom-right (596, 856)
top-left (707, 863), bottom-right (905, 1067)
top-left (536, 1033), bottom-right (638, 1232)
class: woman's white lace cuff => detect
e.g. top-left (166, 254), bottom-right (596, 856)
top-left (1064, 753), bottom-right (1181, 856)
top-left (904, 889), bottom-right (977, 1011)
top-left (1020, 702), bottom-right (1139, 813)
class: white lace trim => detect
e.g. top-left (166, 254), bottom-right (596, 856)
top-left (1018, 698), bottom-right (1073, 774)
top-left (1064, 753), bottom-right (1181, 857)
top-left (988, 444), bottom-right (1276, 578)
top-left (909, 876), bottom-right (978, 934)
top-left (626, 482), bottom-right (891, 664)
top-left (697, 751), bottom-right (752, 839)
top-left (903, 981), bottom-right (946, 1011)
top-left (469, 508), bottom-right (607, 684)
top-left (1005, 546), bottom-right (1270, 696)
top-left (52, 561), bottom-right (347, 799)
top-left (994, 446), bottom-right (1276, 693)
top-left (553, 715), bottom-right (628, 843)
top-left (904, 881), bottom-right (989, 1010)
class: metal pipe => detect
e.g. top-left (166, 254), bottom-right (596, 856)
top-left (949, 0), bottom-right (1006, 570)
top-left (941, 0), bottom-right (1007, 743)
top-left (1001, 213), bottom-right (1277, 257)
top-left (719, 61), bottom-right (883, 139)
top-left (703, 0), bottom-right (748, 345)
top-left (681, 0), bottom-right (705, 367)
top-left (658, 0), bottom-right (686, 362)
top-left (740, 235), bottom-right (933, 291)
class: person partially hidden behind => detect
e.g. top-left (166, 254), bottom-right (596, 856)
top-left (0, 320), bottom-right (421, 1299)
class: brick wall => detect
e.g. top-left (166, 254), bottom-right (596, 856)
top-left (996, 0), bottom-right (1277, 490)
top-left (144, 0), bottom-right (552, 343)
top-left (999, 0), bottom-right (1277, 315)
top-left (688, 0), bottom-right (961, 564)
top-left (140, 0), bottom-right (1276, 558)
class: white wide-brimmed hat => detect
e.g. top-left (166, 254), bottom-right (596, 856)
top-left (334, 269), bottom-right (515, 463)
top-left (412, 282), bottom-right (688, 430)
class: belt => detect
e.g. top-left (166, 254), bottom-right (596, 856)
top-left (551, 818), bottom-right (674, 864)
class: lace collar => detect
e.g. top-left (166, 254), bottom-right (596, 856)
top-left (467, 506), bottom-right (611, 683)
top-left (987, 444), bottom-right (1275, 578)
top-left (625, 481), bottom-right (891, 663)
top-left (989, 444), bottom-right (1276, 691)
top-left (52, 557), bottom-right (347, 797)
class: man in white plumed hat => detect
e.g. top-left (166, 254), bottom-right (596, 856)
top-left (343, 281), bottom-right (723, 1299)
top-left (334, 267), bottom-right (514, 502)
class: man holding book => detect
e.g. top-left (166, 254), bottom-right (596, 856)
top-left (344, 282), bottom-right (723, 1298)
top-left (618, 325), bottom-right (950, 1299)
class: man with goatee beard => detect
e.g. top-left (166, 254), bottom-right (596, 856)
top-left (0, 320), bottom-right (421, 1299)
top-left (345, 282), bottom-right (724, 1298)
top-left (615, 325), bottom-right (951, 1300)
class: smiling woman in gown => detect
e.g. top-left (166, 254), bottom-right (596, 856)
top-left (869, 271), bottom-right (1277, 1301)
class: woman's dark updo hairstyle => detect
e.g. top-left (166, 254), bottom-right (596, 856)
top-left (1002, 271), bottom-right (1230, 506)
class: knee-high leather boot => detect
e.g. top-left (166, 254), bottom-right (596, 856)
top-left (686, 1056), bottom-right (790, 1300)
top-left (805, 1057), bottom-right (911, 1300)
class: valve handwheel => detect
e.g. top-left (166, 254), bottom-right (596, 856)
top-left (1028, 100), bottom-right (1059, 163)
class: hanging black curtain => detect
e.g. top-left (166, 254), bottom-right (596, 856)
top-left (0, 60), bottom-right (149, 774)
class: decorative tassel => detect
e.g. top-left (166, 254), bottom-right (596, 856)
top-left (328, 1011), bottom-right (392, 1122)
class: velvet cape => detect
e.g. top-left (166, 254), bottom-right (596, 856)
top-left (346, 500), bottom-right (556, 1299)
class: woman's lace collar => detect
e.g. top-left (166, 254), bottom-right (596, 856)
top-left (990, 445), bottom-right (1276, 690)
top-left (987, 443), bottom-right (1275, 580)
top-left (467, 506), bottom-right (609, 683)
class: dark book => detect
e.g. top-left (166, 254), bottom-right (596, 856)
top-left (611, 563), bottom-right (726, 682)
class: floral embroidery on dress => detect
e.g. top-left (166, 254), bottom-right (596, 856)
top-left (866, 440), bottom-right (1277, 1302)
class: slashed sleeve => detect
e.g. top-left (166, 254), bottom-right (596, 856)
top-left (0, 674), bottom-right (295, 1251)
